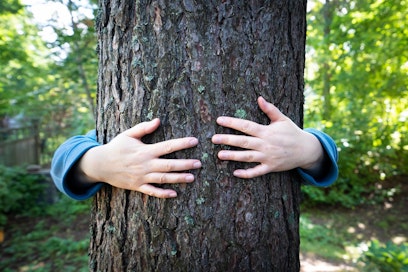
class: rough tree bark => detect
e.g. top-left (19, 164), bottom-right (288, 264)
top-left (91, 0), bottom-right (306, 271)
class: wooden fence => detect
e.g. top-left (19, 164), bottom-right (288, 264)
top-left (0, 125), bottom-right (40, 167)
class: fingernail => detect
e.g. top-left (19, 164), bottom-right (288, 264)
top-left (189, 138), bottom-right (199, 145)
top-left (168, 191), bottom-right (177, 198)
top-left (217, 117), bottom-right (225, 124)
top-left (185, 174), bottom-right (195, 182)
top-left (193, 161), bottom-right (202, 168)
top-left (212, 135), bottom-right (220, 143)
top-left (218, 151), bottom-right (228, 159)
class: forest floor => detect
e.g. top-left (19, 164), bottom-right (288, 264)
top-left (0, 175), bottom-right (407, 271)
top-left (300, 175), bottom-right (408, 271)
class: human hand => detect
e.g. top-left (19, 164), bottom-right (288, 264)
top-left (211, 96), bottom-right (324, 178)
top-left (77, 118), bottom-right (202, 198)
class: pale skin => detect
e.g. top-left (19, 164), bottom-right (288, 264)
top-left (72, 96), bottom-right (325, 199)
top-left (73, 118), bottom-right (201, 199)
top-left (212, 96), bottom-right (325, 179)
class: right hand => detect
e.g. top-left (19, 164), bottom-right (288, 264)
top-left (212, 96), bottom-right (325, 178)
top-left (78, 118), bottom-right (202, 198)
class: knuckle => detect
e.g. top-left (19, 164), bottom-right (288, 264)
top-left (241, 139), bottom-right (250, 149)
top-left (149, 191), bottom-right (159, 198)
top-left (142, 189), bottom-right (153, 197)
top-left (147, 190), bottom-right (154, 197)
top-left (244, 154), bottom-right (254, 162)
top-left (164, 142), bottom-right (174, 154)
top-left (241, 123), bottom-right (252, 133)
top-left (146, 189), bottom-right (162, 198)
top-left (242, 172), bottom-right (251, 179)
top-left (159, 173), bottom-right (167, 184)
top-left (165, 161), bottom-right (174, 172)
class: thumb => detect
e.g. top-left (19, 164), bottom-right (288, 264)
top-left (124, 118), bottom-right (160, 139)
top-left (257, 96), bottom-right (286, 123)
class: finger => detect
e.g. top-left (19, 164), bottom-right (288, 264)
top-left (212, 134), bottom-right (262, 150)
top-left (149, 159), bottom-right (202, 173)
top-left (144, 172), bottom-right (196, 184)
top-left (124, 118), bottom-right (161, 139)
top-left (138, 184), bottom-right (178, 198)
top-left (151, 137), bottom-right (199, 156)
top-left (217, 150), bottom-right (263, 163)
top-left (257, 96), bottom-right (286, 123)
top-left (233, 164), bottom-right (270, 179)
top-left (216, 116), bottom-right (262, 137)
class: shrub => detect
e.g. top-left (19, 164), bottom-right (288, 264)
top-left (0, 165), bottom-right (46, 227)
top-left (359, 240), bottom-right (408, 272)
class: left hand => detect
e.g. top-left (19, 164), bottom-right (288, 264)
top-left (76, 118), bottom-right (201, 198)
top-left (211, 96), bottom-right (324, 178)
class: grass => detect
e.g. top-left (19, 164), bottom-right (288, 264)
top-left (300, 214), bottom-right (350, 261)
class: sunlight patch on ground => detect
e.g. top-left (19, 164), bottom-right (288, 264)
top-left (300, 253), bottom-right (357, 272)
top-left (393, 236), bottom-right (407, 244)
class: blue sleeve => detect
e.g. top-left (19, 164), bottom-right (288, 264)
top-left (50, 130), bottom-right (103, 200)
top-left (296, 128), bottom-right (339, 187)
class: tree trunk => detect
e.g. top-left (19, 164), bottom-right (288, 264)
top-left (91, 1), bottom-right (306, 271)
top-left (321, 0), bottom-right (335, 120)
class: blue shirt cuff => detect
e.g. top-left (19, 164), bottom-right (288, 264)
top-left (297, 128), bottom-right (339, 187)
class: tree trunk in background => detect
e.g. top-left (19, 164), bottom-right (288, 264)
top-left (321, 0), bottom-right (335, 120)
top-left (90, 1), bottom-right (306, 271)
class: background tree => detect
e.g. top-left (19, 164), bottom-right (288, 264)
top-left (36, 0), bottom-right (99, 162)
top-left (0, 0), bottom-right (22, 15)
top-left (0, 0), bottom-right (98, 164)
top-left (46, 0), bottom-right (98, 119)
top-left (303, 0), bottom-right (408, 207)
top-left (0, 1), bottom-right (49, 120)
top-left (90, 0), bottom-right (306, 271)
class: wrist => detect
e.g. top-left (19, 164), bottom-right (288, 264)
top-left (298, 131), bottom-right (325, 173)
top-left (65, 146), bottom-right (104, 195)
top-left (77, 145), bottom-right (106, 184)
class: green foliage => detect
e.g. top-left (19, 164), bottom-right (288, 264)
top-left (0, 0), bottom-right (98, 165)
top-left (359, 240), bottom-right (408, 272)
top-left (303, 0), bottom-right (408, 207)
top-left (37, 0), bottom-right (98, 158)
top-left (0, 165), bottom-right (46, 227)
top-left (0, 7), bottom-right (50, 117)
top-left (46, 196), bottom-right (91, 224)
top-left (302, 180), bottom-right (367, 208)
top-left (0, 198), bottom-right (90, 271)
top-left (6, 233), bottom-right (89, 272)
top-left (0, 0), bottom-right (22, 15)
